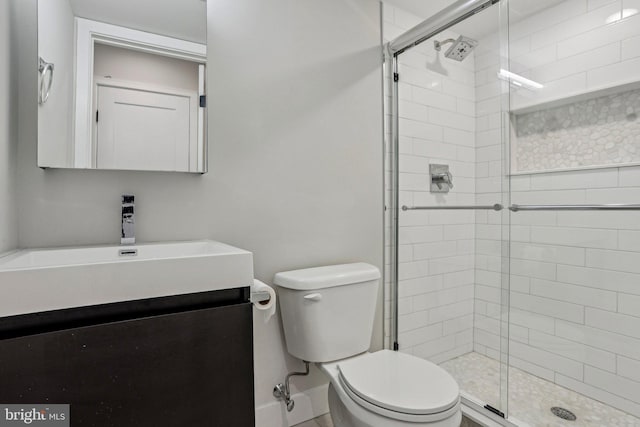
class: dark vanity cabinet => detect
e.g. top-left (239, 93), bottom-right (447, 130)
top-left (0, 288), bottom-right (255, 426)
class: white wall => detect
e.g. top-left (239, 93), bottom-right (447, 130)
top-left (384, 5), bottom-right (479, 363)
top-left (13, 0), bottom-right (384, 426)
top-left (0, 0), bottom-right (18, 253)
top-left (37, 0), bottom-right (75, 167)
top-left (69, 0), bottom-right (207, 44)
top-left (93, 44), bottom-right (199, 92)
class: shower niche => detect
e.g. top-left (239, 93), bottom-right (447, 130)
top-left (510, 82), bottom-right (640, 174)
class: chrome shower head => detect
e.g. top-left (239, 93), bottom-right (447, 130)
top-left (434, 35), bottom-right (478, 61)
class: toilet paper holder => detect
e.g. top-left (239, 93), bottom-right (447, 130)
top-left (250, 290), bottom-right (272, 304)
top-left (251, 279), bottom-right (277, 323)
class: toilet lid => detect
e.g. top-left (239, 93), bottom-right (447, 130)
top-left (337, 350), bottom-right (459, 415)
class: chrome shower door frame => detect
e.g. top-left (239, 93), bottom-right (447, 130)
top-left (384, 0), bottom-right (513, 422)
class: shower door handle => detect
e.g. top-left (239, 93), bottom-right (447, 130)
top-left (509, 204), bottom-right (640, 211)
top-left (402, 204), bottom-right (503, 211)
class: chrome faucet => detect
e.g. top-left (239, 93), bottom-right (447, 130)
top-left (121, 195), bottom-right (135, 245)
top-left (430, 164), bottom-right (454, 193)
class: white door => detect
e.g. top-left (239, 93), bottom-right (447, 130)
top-left (94, 83), bottom-right (197, 171)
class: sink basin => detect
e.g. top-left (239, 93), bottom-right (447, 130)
top-left (0, 240), bottom-right (254, 317)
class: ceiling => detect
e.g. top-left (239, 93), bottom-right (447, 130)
top-left (67, 0), bottom-right (567, 49)
top-left (383, 0), bottom-right (566, 39)
top-left (69, 0), bottom-right (207, 44)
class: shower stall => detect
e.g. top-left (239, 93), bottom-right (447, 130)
top-left (383, 0), bottom-right (640, 425)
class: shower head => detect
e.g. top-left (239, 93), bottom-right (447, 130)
top-left (434, 36), bottom-right (478, 61)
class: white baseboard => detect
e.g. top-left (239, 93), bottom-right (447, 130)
top-left (255, 384), bottom-right (330, 427)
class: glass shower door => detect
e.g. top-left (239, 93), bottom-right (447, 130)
top-left (506, 0), bottom-right (640, 424)
top-left (385, 0), bottom-right (512, 419)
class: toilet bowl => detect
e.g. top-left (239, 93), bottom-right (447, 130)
top-left (274, 263), bottom-right (462, 427)
top-left (320, 351), bottom-right (461, 427)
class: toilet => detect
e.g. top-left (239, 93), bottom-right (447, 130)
top-left (274, 263), bottom-right (462, 427)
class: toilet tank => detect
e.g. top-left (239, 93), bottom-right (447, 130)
top-left (274, 263), bottom-right (380, 363)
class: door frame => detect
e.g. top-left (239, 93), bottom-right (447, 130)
top-left (74, 18), bottom-right (206, 169)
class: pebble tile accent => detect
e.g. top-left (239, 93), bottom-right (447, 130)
top-left (514, 89), bottom-right (640, 172)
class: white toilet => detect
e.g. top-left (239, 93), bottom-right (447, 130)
top-left (274, 263), bottom-right (462, 427)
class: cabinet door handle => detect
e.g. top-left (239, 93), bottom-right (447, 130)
top-left (303, 293), bottom-right (323, 302)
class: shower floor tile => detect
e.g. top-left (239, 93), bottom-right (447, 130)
top-left (440, 352), bottom-right (640, 427)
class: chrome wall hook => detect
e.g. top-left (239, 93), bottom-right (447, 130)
top-left (38, 57), bottom-right (55, 105)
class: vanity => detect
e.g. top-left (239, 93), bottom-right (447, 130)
top-left (3, 1), bottom-right (258, 424)
top-left (0, 241), bottom-right (256, 426)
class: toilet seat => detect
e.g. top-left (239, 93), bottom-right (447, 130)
top-left (335, 350), bottom-right (460, 422)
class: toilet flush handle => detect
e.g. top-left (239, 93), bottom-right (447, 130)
top-left (303, 293), bottom-right (323, 302)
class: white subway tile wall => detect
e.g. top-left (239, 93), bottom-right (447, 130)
top-left (508, 0), bottom-right (640, 110)
top-left (383, 4), bottom-right (479, 363)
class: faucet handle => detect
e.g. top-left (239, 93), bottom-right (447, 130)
top-left (430, 164), bottom-right (453, 193)
top-left (444, 171), bottom-right (453, 189)
top-left (121, 194), bottom-right (135, 245)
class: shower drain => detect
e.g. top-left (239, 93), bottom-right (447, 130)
top-left (550, 407), bottom-right (577, 421)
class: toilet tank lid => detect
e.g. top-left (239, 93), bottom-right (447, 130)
top-left (274, 263), bottom-right (380, 290)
